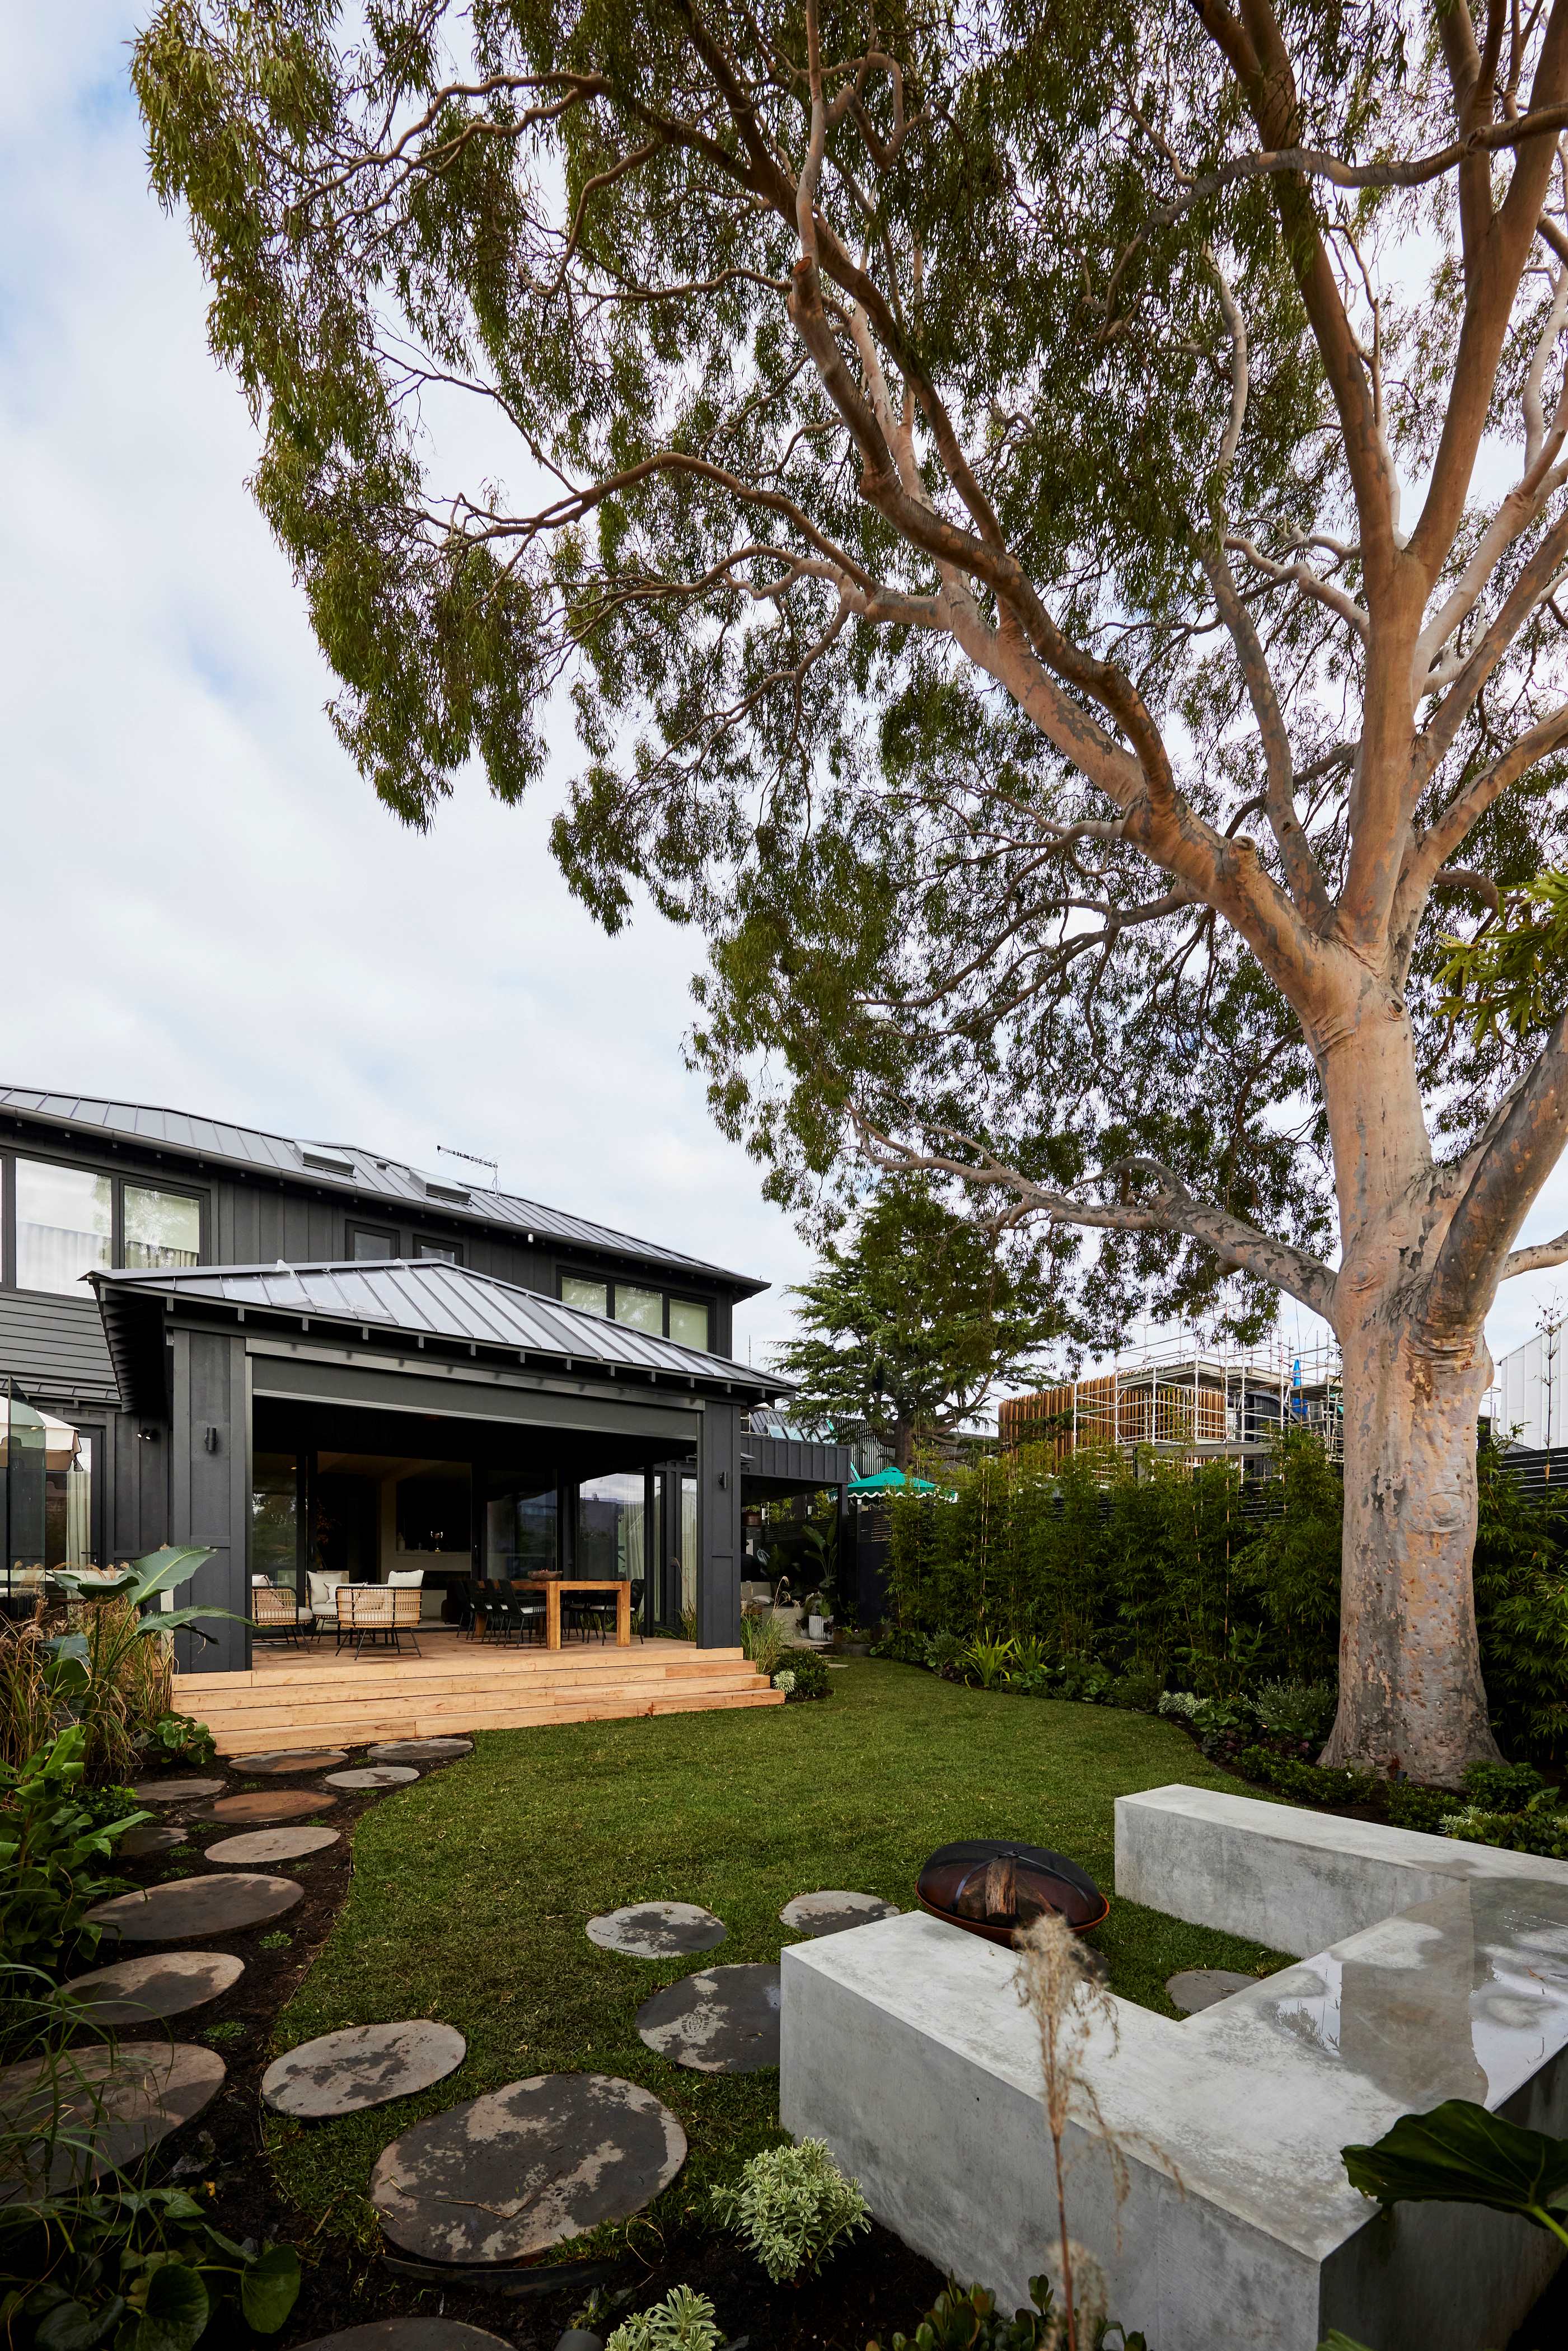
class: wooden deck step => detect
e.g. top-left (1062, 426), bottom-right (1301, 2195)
top-left (211, 1684), bottom-right (784, 1753)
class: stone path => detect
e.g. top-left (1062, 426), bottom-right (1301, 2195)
top-left (243, 1749), bottom-right (352, 1774)
top-left (294, 2323), bottom-right (513, 2350)
top-left (262, 2020), bottom-right (466, 2118)
top-left (0, 2041), bottom-right (225, 2192)
top-left (132, 1777), bottom-right (225, 1802)
top-left (203, 1788), bottom-right (338, 1825)
top-left (371, 2073), bottom-right (687, 2262)
top-left (62, 1951), bottom-right (245, 2026)
top-left (635, 1963), bottom-right (781, 2073)
top-left (1166, 1966), bottom-right (1257, 2016)
top-left (120, 1824), bottom-right (186, 1858)
top-left (587, 1900), bottom-right (726, 1957)
top-left (780, 1890), bottom-right (900, 1938)
top-left (325, 1765), bottom-right (420, 1790)
top-left (205, 1825), bottom-right (341, 1866)
top-left (368, 1738), bottom-right (472, 1762)
top-left (87, 1872), bottom-right (303, 1942)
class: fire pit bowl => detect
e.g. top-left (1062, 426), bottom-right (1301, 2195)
top-left (916, 1838), bottom-right (1109, 1945)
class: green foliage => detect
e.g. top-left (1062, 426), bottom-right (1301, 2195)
top-left (1234, 1746), bottom-right (1377, 1811)
top-left (604, 2285), bottom-right (723, 2351)
top-left (1434, 1803), bottom-right (1568, 1860)
top-left (776, 1184), bottom-right (1069, 1464)
top-left (1435, 871), bottom-right (1568, 1045)
top-left (1251, 1679), bottom-right (1336, 1743)
top-left (0, 2180), bottom-right (301, 2349)
top-left (29, 1548), bottom-right (221, 1784)
top-left (1471, 1443), bottom-right (1568, 1759)
top-left (710, 2137), bottom-right (870, 2284)
top-left (959, 1636), bottom-right (1017, 1692)
top-left (867, 2275), bottom-right (1147, 2351)
top-left (1343, 2099), bottom-right (1568, 2250)
top-left (140, 1713), bottom-right (218, 1769)
top-left (781, 1650), bottom-right (832, 1702)
top-left (738, 1615), bottom-right (789, 1679)
top-left (1461, 1758), bottom-right (1546, 1813)
top-left (0, 1728), bottom-right (150, 1976)
top-left (1382, 1781), bottom-right (1455, 1835)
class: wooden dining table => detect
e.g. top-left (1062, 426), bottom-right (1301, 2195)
top-left (514, 1577), bottom-right (633, 1649)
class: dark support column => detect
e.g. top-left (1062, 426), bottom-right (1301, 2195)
top-left (168, 1327), bottom-right (251, 1674)
top-left (556, 1472), bottom-right (577, 1577)
top-left (698, 1402), bottom-right (743, 1648)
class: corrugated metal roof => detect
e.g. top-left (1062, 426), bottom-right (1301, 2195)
top-left (91, 1258), bottom-right (790, 1397)
top-left (0, 1088), bottom-right (762, 1293)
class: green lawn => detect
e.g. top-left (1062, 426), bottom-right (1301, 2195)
top-left (270, 1660), bottom-right (1286, 2246)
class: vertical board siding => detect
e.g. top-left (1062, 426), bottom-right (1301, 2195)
top-left (168, 1327), bottom-right (250, 1675)
top-left (698, 1401), bottom-right (744, 1648)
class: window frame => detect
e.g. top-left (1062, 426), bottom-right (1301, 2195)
top-left (347, 1221), bottom-right (401, 1262)
top-left (556, 1267), bottom-right (715, 1353)
top-left (413, 1236), bottom-right (464, 1266)
top-left (3, 1150), bottom-right (209, 1294)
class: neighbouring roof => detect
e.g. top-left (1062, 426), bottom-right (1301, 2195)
top-left (0, 1088), bottom-right (763, 1294)
top-left (90, 1258), bottom-right (792, 1408)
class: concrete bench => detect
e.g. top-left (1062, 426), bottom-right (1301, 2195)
top-left (780, 1788), bottom-right (1568, 2351)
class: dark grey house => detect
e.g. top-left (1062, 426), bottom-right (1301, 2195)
top-left (0, 1088), bottom-right (849, 1670)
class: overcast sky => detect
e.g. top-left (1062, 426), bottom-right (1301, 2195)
top-left (4, 7), bottom-right (1567, 1396)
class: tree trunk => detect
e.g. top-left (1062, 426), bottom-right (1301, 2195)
top-left (1316, 1001), bottom-right (1502, 1786)
top-left (1319, 1297), bottom-right (1500, 1784)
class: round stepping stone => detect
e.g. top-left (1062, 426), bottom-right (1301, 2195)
top-left (132, 1777), bottom-right (225, 1803)
top-left (262, 2019), bottom-right (466, 2118)
top-left (587, 1900), bottom-right (726, 1959)
top-left (371, 2072), bottom-right (686, 2263)
top-left (635, 1963), bottom-right (781, 2073)
top-left (205, 1825), bottom-right (341, 1866)
top-left (368, 1738), bottom-right (472, 1762)
top-left (780, 1890), bottom-right (901, 1938)
top-left (119, 1824), bottom-right (186, 1858)
top-left (1166, 1967), bottom-right (1256, 2016)
top-left (202, 1788), bottom-right (338, 1824)
top-left (293, 2324), bottom-right (514, 2350)
top-left (324, 1765), bottom-right (419, 1789)
top-left (240, 1749), bottom-right (351, 1774)
top-left (62, 1951), bottom-right (244, 2026)
top-left (0, 2041), bottom-right (224, 2192)
top-left (86, 1872), bottom-right (303, 1942)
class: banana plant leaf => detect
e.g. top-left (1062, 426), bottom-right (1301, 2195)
top-left (52, 1546), bottom-right (213, 1608)
top-left (1342, 2099), bottom-right (1568, 2246)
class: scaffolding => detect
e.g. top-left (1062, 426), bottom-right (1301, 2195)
top-left (998, 1333), bottom-right (1344, 1470)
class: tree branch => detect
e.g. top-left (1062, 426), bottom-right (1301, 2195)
top-left (1501, 1224), bottom-right (1568, 1275)
top-left (1427, 1007), bottom-right (1568, 1332)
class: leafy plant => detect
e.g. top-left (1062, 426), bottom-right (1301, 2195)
top-left (0, 1727), bottom-right (151, 1975)
top-left (139, 1713), bottom-right (218, 1769)
top-left (867, 2275), bottom-right (1149, 2351)
top-left (1461, 1758), bottom-right (1545, 1813)
top-left (711, 2138), bottom-right (869, 2284)
top-left (1343, 2097), bottom-right (1568, 2251)
top-left (41, 1549), bottom-right (220, 1783)
top-left (1383, 1781), bottom-right (1457, 1835)
top-left (604, 2283), bottom-right (723, 2351)
top-left (771, 1669), bottom-right (797, 1696)
top-left (1252, 1679), bottom-right (1336, 1744)
top-left (739, 1615), bottom-right (789, 1679)
top-left (1, 2179), bottom-right (301, 2348)
top-left (781, 1651), bottom-right (832, 1702)
top-left (1107, 1666), bottom-right (1163, 1713)
top-left (959, 1636), bottom-right (1017, 1692)
top-left (1234, 1745), bottom-right (1378, 1810)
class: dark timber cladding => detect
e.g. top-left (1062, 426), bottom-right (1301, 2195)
top-left (0, 1087), bottom-right (798, 1672)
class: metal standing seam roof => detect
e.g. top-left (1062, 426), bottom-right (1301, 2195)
top-left (0, 1088), bottom-right (764, 1295)
top-left (90, 1258), bottom-right (793, 1398)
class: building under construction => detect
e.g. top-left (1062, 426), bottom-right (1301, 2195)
top-left (998, 1334), bottom-right (1343, 1474)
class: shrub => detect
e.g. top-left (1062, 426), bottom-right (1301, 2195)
top-left (868, 2276), bottom-right (1073, 2350)
top-left (959, 1636), bottom-right (1017, 1691)
top-left (782, 1650), bottom-right (832, 1702)
top-left (924, 1631), bottom-right (966, 1678)
top-left (872, 1627), bottom-right (928, 1665)
top-left (1109, 1665), bottom-right (1164, 1713)
top-left (710, 2138), bottom-right (870, 2283)
top-left (1054, 1655), bottom-right (1116, 1704)
top-left (771, 1669), bottom-right (796, 1696)
top-left (1461, 1758), bottom-right (1546, 1813)
top-left (139, 1711), bottom-right (218, 1768)
top-left (0, 1727), bottom-right (151, 1976)
top-left (605, 2285), bottom-right (723, 2351)
top-left (1384, 1781), bottom-right (1456, 1835)
top-left (1436, 1803), bottom-right (1568, 1859)
top-left (1235, 1745), bottom-right (1378, 1810)
top-left (739, 1615), bottom-right (789, 1679)
top-left (1252, 1678), bottom-right (1336, 1743)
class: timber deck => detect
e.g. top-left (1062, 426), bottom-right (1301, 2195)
top-left (177, 1632), bottom-right (782, 1755)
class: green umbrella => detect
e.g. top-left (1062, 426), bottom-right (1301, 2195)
top-left (847, 1466), bottom-right (938, 1493)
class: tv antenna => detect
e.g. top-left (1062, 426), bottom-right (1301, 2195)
top-left (438, 1143), bottom-right (501, 1193)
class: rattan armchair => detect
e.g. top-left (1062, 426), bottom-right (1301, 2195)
top-left (251, 1583), bottom-right (315, 1646)
top-left (335, 1582), bottom-right (423, 1658)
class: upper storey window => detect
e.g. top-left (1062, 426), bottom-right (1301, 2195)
top-left (123, 1184), bottom-right (200, 1272)
top-left (16, 1162), bottom-right (111, 1294)
top-left (557, 1272), bottom-right (711, 1353)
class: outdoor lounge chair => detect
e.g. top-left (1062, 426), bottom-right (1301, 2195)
top-left (251, 1582), bottom-right (315, 1646)
top-left (335, 1582), bottom-right (423, 1659)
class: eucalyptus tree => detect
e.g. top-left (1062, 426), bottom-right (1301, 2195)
top-left (135, 0), bottom-right (1568, 1781)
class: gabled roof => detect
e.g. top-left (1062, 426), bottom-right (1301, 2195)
top-left (0, 1088), bottom-right (763, 1295)
top-left (90, 1258), bottom-right (790, 1408)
